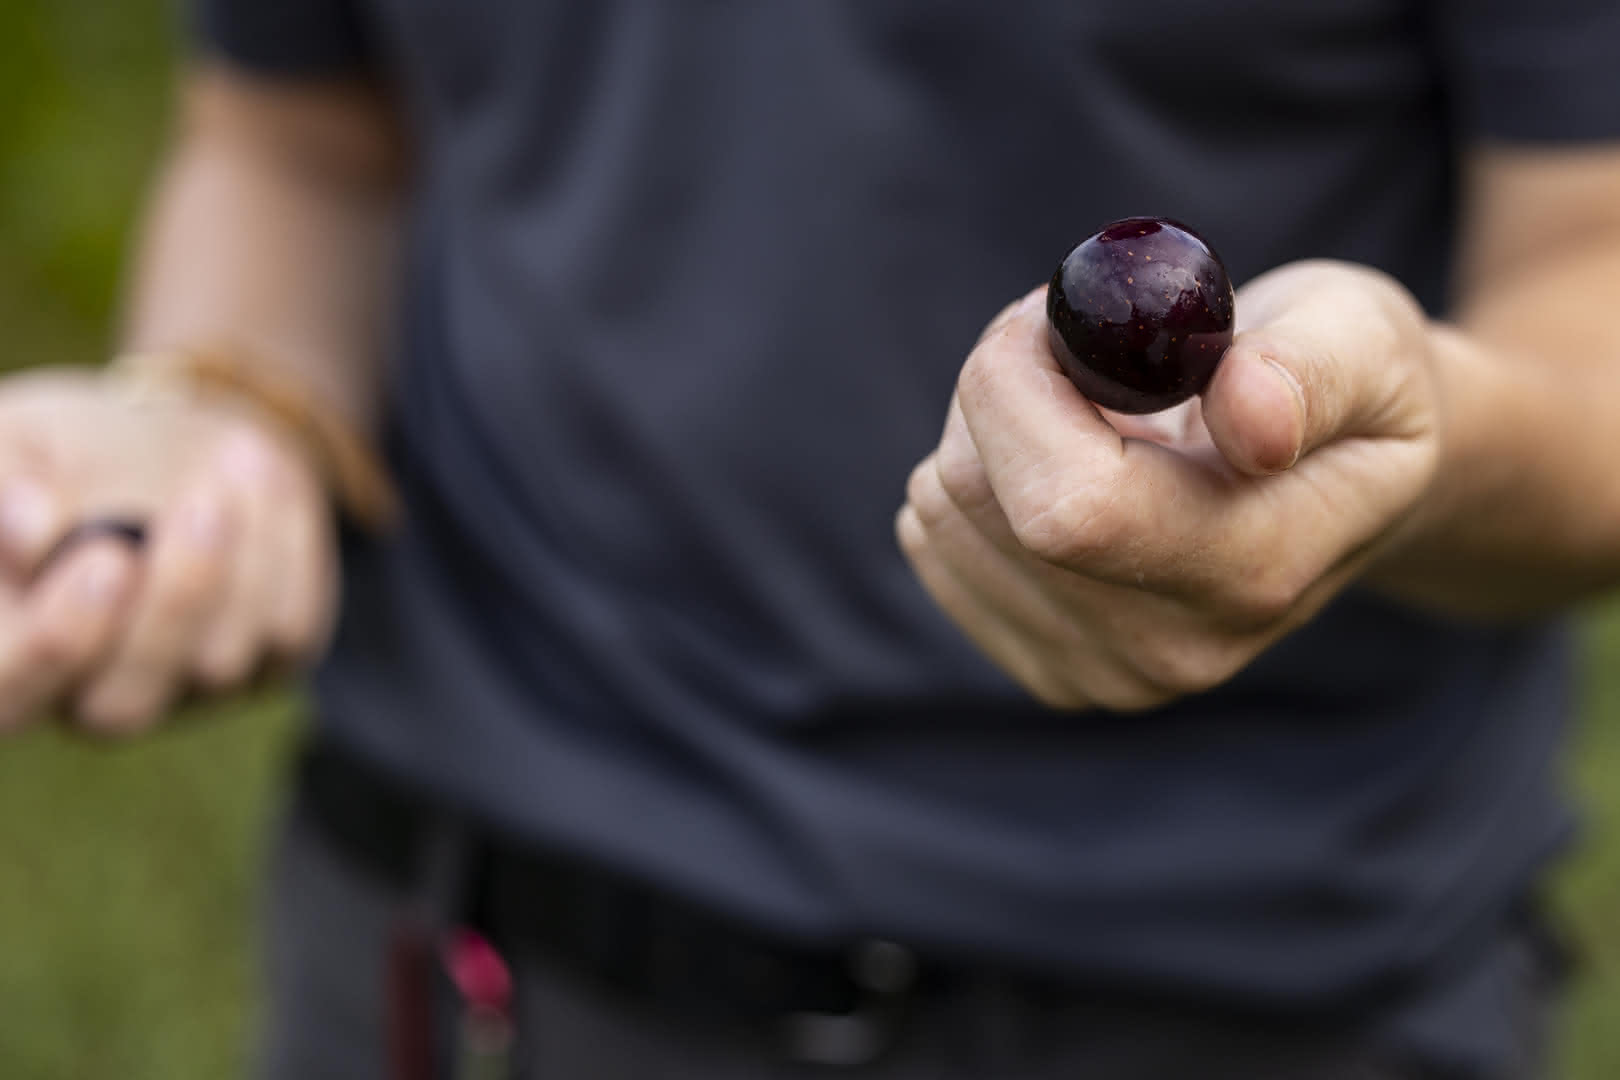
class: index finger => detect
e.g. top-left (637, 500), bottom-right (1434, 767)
top-left (955, 293), bottom-right (1299, 600)
top-left (954, 296), bottom-right (1160, 572)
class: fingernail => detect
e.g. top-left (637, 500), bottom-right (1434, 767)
top-left (76, 550), bottom-right (128, 608)
top-left (0, 481), bottom-right (57, 558)
top-left (1263, 356), bottom-right (1307, 467)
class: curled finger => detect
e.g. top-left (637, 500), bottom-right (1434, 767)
top-left (896, 503), bottom-right (1089, 711)
top-left (76, 485), bottom-right (235, 735)
top-left (0, 540), bottom-right (138, 731)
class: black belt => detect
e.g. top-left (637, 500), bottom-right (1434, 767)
top-left (295, 738), bottom-right (951, 1067)
top-left (296, 737), bottom-right (1575, 1075)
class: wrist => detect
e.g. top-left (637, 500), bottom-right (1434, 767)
top-left (1362, 323), bottom-right (1620, 616)
top-left (110, 346), bottom-right (398, 533)
top-left (1357, 324), bottom-right (1497, 592)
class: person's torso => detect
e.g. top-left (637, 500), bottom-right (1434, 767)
top-left (315, 4), bottom-right (1572, 1069)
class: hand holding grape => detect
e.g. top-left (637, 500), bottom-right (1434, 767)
top-left (897, 225), bottom-right (1440, 710)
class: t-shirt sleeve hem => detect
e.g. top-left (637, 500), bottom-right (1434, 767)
top-left (189, 2), bottom-right (376, 79)
top-left (1462, 73), bottom-right (1620, 144)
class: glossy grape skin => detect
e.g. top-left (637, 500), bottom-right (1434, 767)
top-left (1046, 218), bottom-right (1235, 414)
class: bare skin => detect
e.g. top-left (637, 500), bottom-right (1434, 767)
top-left (0, 64), bottom-right (405, 735)
top-left (1, 56), bottom-right (1618, 730)
top-left (899, 144), bottom-right (1620, 710)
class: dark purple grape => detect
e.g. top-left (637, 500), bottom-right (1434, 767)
top-left (1046, 217), bottom-right (1235, 414)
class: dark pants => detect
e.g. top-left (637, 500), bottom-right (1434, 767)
top-left (256, 802), bottom-right (1559, 1080)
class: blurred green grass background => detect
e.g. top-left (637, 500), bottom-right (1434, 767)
top-left (0, 3), bottom-right (1615, 1077)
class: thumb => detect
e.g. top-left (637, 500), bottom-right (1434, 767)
top-left (1200, 342), bottom-right (1307, 474)
top-left (1201, 261), bottom-right (1431, 476)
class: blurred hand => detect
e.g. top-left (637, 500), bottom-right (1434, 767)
top-left (897, 261), bottom-right (1441, 710)
top-left (0, 366), bottom-right (338, 735)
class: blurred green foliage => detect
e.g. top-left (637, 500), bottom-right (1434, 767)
top-left (0, 1), bottom-right (173, 363)
top-left (1560, 603), bottom-right (1620, 1078)
top-left (0, 1), bottom-right (1615, 1077)
top-left (0, 699), bottom-right (296, 1077)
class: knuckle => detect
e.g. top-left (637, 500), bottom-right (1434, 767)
top-left (1006, 653), bottom-right (1093, 713)
top-left (261, 450), bottom-right (311, 500)
top-left (1131, 639), bottom-right (1233, 699)
top-left (25, 620), bottom-right (92, 673)
top-left (222, 419), bottom-right (280, 467)
top-left (974, 297), bottom-right (1025, 347)
top-left (906, 462), bottom-right (965, 533)
top-left (269, 607), bottom-right (326, 665)
top-left (1009, 491), bottom-right (1114, 568)
top-left (194, 636), bottom-right (258, 691)
top-left (1026, 677), bottom-right (1088, 712)
top-left (955, 337), bottom-right (1010, 412)
top-left (268, 576), bottom-right (338, 664)
top-left (894, 507), bottom-right (927, 558)
top-left (76, 693), bottom-right (162, 737)
top-left (1026, 656), bottom-right (1166, 714)
top-left (1089, 678), bottom-right (1171, 714)
top-left (935, 450), bottom-right (992, 514)
top-left (904, 462), bottom-right (942, 521)
top-left (957, 344), bottom-right (994, 399)
top-left (1219, 566), bottom-right (1304, 627)
top-left (215, 421), bottom-right (305, 498)
top-left (153, 561), bottom-right (227, 620)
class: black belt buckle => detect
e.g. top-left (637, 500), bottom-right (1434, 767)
top-left (775, 939), bottom-right (920, 1067)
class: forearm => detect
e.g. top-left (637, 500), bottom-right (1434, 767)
top-left (1368, 239), bottom-right (1620, 617)
top-left (120, 64), bottom-right (408, 438)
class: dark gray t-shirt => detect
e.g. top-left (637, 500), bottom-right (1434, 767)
top-left (196, 0), bottom-right (1619, 1071)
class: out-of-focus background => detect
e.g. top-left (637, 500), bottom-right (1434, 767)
top-left (0, 3), bottom-right (1615, 1077)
